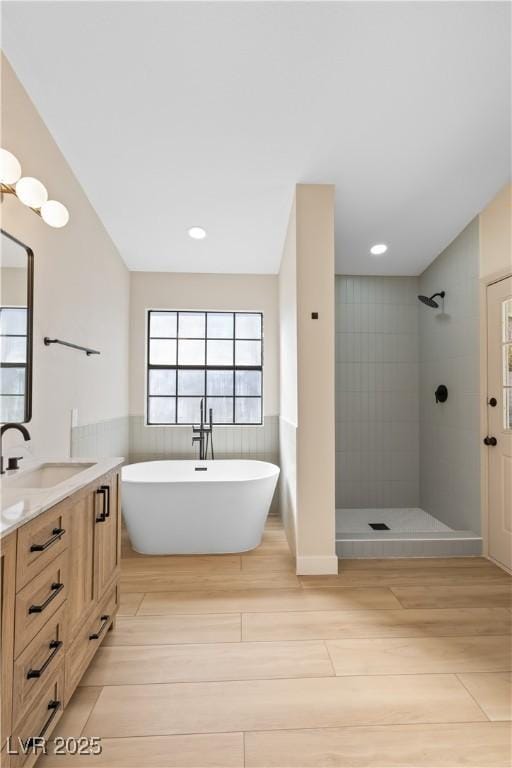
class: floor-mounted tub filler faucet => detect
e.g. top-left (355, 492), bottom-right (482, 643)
top-left (192, 399), bottom-right (214, 460)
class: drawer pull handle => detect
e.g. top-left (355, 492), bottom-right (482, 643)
top-left (30, 528), bottom-right (66, 552)
top-left (89, 614), bottom-right (110, 640)
top-left (26, 640), bottom-right (63, 679)
top-left (25, 700), bottom-right (61, 749)
top-left (96, 486), bottom-right (110, 522)
top-left (28, 583), bottom-right (64, 614)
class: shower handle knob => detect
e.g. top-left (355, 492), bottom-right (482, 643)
top-left (483, 436), bottom-right (497, 446)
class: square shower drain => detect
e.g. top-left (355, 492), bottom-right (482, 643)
top-left (369, 523), bottom-right (390, 530)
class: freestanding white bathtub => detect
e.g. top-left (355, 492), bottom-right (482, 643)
top-left (121, 459), bottom-right (280, 554)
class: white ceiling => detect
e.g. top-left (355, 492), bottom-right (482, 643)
top-left (2, 1), bottom-right (510, 275)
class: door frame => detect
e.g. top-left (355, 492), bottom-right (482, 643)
top-left (479, 267), bottom-right (512, 572)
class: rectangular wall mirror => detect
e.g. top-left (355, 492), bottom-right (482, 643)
top-left (0, 230), bottom-right (34, 423)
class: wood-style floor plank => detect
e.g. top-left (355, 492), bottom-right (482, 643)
top-left (339, 557), bottom-right (502, 570)
top-left (80, 640), bottom-right (334, 686)
top-left (300, 565), bottom-right (511, 588)
top-left (242, 530), bottom-right (290, 556)
top-left (326, 635), bottom-right (512, 675)
top-left (76, 516), bottom-right (512, 767)
top-left (458, 672), bottom-right (512, 721)
top-left (138, 586), bottom-right (402, 615)
top-left (103, 614), bottom-right (241, 646)
top-left (391, 584), bottom-right (512, 609)
top-left (85, 675), bottom-right (485, 738)
top-left (241, 554), bottom-right (296, 573)
top-left (121, 554), bottom-right (242, 574)
top-left (121, 571), bottom-right (300, 593)
top-left (242, 607), bottom-right (512, 641)
top-left (117, 592), bottom-right (144, 617)
top-left (244, 722), bottom-right (512, 767)
top-left (40, 733), bottom-right (244, 767)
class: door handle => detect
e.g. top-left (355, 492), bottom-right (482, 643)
top-left (483, 436), bottom-right (498, 446)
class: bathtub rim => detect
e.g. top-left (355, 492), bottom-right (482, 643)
top-left (121, 458), bottom-right (280, 485)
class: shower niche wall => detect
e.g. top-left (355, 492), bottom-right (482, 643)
top-left (335, 219), bottom-right (481, 557)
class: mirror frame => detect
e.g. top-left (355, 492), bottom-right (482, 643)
top-left (1, 229), bottom-right (34, 424)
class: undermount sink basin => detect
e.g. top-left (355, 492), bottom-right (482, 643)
top-left (6, 462), bottom-right (95, 489)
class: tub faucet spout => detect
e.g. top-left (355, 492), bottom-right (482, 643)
top-left (192, 399), bottom-right (214, 460)
top-left (0, 422), bottom-right (31, 474)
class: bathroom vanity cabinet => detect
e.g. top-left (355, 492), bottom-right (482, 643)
top-left (0, 469), bottom-right (121, 767)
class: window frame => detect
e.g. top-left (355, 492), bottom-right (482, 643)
top-left (502, 298), bottom-right (512, 431)
top-left (145, 310), bottom-right (264, 426)
top-left (0, 229), bottom-right (34, 424)
top-left (0, 305), bottom-right (29, 423)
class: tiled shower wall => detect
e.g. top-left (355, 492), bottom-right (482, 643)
top-left (336, 218), bottom-right (481, 535)
top-left (419, 218), bottom-right (480, 533)
top-left (335, 276), bottom-right (420, 508)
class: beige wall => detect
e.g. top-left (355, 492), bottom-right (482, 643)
top-left (478, 184), bottom-right (512, 555)
top-left (479, 184), bottom-right (512, 280)
top-left (1, 267), bottom-right (27, 305)
top-left (278, 197), bottom-right (298, 552)
top-left (278, 185), bottom-right (337, 574)
top-left (296, 184), bottom-right (336, 573)
top-left (129, 270), bottom-right (279, 421)
top-left (1, 55), bottom-right (130, 456)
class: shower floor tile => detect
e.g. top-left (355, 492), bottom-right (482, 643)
top-left (337, 507), bottom-right (452, 534)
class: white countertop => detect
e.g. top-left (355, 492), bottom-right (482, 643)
top-left (0, 457), bottom-right (124, 539)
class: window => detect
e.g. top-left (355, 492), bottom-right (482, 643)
top-left (503, 298), bottom-right (512, 430)
top-left (0, 306), bottom-right (27, 423)
top-left (146, 311), bottom-right (263, 425)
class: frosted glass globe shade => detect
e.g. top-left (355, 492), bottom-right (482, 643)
top-left (41, 200), bottom-right (69, 228)
top-left (15, 177), bottom-right (48, 208)
top-left (0, 149), bottom-right (22, 185)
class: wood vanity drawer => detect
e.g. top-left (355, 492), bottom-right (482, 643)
top-left (9, 667), bottom-right (64, 768)
top-left (17, 504), bottom-right (69, 591)
top-left (1, 744), bottom-right (10, 768)
top-left (15, 552), bottom-right (68, 657)
top-left (65, 582), bottom-right (118, 704)
top-left (13, 603), bottom-right (67, 727)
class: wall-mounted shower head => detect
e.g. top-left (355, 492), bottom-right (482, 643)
top-left (417, 291), bottom-right (445, 308)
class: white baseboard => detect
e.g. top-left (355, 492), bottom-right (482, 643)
top-left (296, 554), bottom-right (338, 575)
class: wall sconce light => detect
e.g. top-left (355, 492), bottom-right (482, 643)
top-left (0, 148), bottom-right (69, 228)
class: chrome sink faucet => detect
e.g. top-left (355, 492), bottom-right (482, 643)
top-left (192, 399), bottom-right (214, 461)
top-left (0, 423), bottom-right (31, 474)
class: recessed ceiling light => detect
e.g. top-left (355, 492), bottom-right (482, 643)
top-left (188, 226), bottom-right (206, 240)
top-left (370, 243), bottom-right (388, 256)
